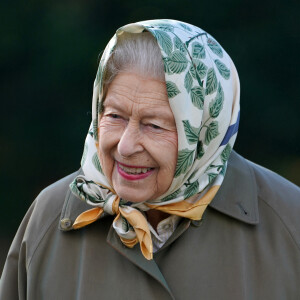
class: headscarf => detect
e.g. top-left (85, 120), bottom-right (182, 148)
top-left (70, 19), bottom-right (240, 260)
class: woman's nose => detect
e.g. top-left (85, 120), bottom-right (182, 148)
top-left (117, 122), bottom-right (144, 157)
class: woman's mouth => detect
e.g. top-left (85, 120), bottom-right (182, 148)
top-left (116, 162), bottom-right (154, 180)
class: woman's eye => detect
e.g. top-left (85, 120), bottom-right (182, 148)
top-left (110, 114), bottom-right (120, 119)
top-left (149, 124), bottom-right (161, 130)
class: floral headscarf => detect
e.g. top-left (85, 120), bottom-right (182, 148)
top-left (70, 19), bottom-right (240, 260)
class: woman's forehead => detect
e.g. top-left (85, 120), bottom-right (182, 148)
top-left (104, 73), bottom-right (169, 105)
top-left (103, 73), bottom-right (175, 122)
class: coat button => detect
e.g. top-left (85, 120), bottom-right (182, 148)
top-left (60, 218), bottom-right (72, 230)
top-left (191, 219), bottom-right (203, 227)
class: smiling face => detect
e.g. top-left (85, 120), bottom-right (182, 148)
top-left (98, 72), bottom-right (178, 203)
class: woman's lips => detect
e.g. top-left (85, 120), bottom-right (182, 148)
top-left (116, 162), bottom-right (154, 181)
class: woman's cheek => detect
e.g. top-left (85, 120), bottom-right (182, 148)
top-left (146, 131), bottom-right (178, 169)
top-left (149, 130), bottom-right (178, 149)
top-left (99, 118), bottom-right (125, 138)
top-left (98, 120), bottom-right (118, 184)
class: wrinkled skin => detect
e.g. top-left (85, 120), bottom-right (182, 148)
top-left (98, 72), bottom-right (178, 203)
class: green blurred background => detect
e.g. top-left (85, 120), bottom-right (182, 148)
top-left (1, 0), bottom-right (299, 271)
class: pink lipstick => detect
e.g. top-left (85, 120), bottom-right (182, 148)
top-left (116, 162), bottom-right (154, 181)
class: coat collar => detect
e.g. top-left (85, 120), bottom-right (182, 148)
top-left (209, 150), bottom-right (259, 224)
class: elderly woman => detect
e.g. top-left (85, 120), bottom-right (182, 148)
top-left (1, 20), bottom-right (300, 299)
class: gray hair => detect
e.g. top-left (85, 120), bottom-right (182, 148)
top-left (103, 31), bottom-right (165, 91)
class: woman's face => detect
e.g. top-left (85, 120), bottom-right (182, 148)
top-left (98, 72), bottom-right (178, 203)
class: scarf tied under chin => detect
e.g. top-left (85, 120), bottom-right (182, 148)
top-left (70, 175), bottom-right (220, 260)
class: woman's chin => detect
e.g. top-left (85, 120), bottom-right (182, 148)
top-left (115, 188), bottom-right (152, 203)
top-left (111, 165), bottom-right (159, 203)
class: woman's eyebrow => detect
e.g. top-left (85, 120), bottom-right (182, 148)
top-left (103, 99), bottom-right (174, 122)
top-left (102, 98), bottom-right (127, 112)
top-left (141, 109), bottom-right (174, 122)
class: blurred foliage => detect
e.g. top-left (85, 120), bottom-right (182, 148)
top-left (0, 0), bottom-right (299, 243)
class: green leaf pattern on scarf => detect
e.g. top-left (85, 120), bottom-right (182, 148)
top-left (205, 68), bottom-right (218, 95)
top-left (165, 50), bottom-right (188, 74)
top-left (184, 180), bottom-right (199, 198)
top-left (192, 42), bottom-right (206, 59)
top-left (204, 121), bottom-right (219, 145)
top-left (183, 120), bottom-right (200, 144)
top-left (92, 152), bottom-right (103, 174)
top-left (166, 81), bottom-right (180, 98)
top-left (81, 143), bottom-right (88, 166)
top-left (93, 119), bottom-right (98, 142)
top-left (214, 59), bottom-right (230, 80)
top-left (209, 83), bottom-right (224, 118)
top-left (179, 22), bottom-right (192, 32)
top-left (152, 30), bottom-right (173, 56)
top-left (207, 38), bottom-right (223, 58)
top-left (174, 36), bottom-right (187, 53)
top-left (208, 172), bottom-right (218, 183)
top-left (175, 149), bottom-right (195, 177)
top-left (221, 144), bottom-right (232, 163)
top-left (190, 60), bottom-right (208, 80)
top-left (160, 188), bottom-right (181, 202)
top-left (184, 71), bottom-right (193, 93)
top-left (190, 86), bottom-right (205, 109)
top-left (163, 57), bottom-right (172, 75)
top-left (196, 141), bottom-right (205, 159)
top-left (152, 23), bottom-right (174, 32)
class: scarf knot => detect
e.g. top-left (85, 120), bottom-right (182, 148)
top-left (71, 175), bottom-right (120, 215)
top-left (71, 175), bottom-right (154, 259)
top-left (70, 174), bottom-right (221, 260)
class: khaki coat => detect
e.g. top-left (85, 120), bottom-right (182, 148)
top-left (1, 151), bottom-right (300, 299)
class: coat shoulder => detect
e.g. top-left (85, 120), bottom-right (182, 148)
top-left (34, 170), bottom-right (81, 215)
top-left (247, 158), bottom-right (300, 205)
top-left (246, 158), bottom-right (300, 249)
top-left (33, 171), bottom-right (80, 223)
top-left (24, 170), bottom-right (81, 266)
